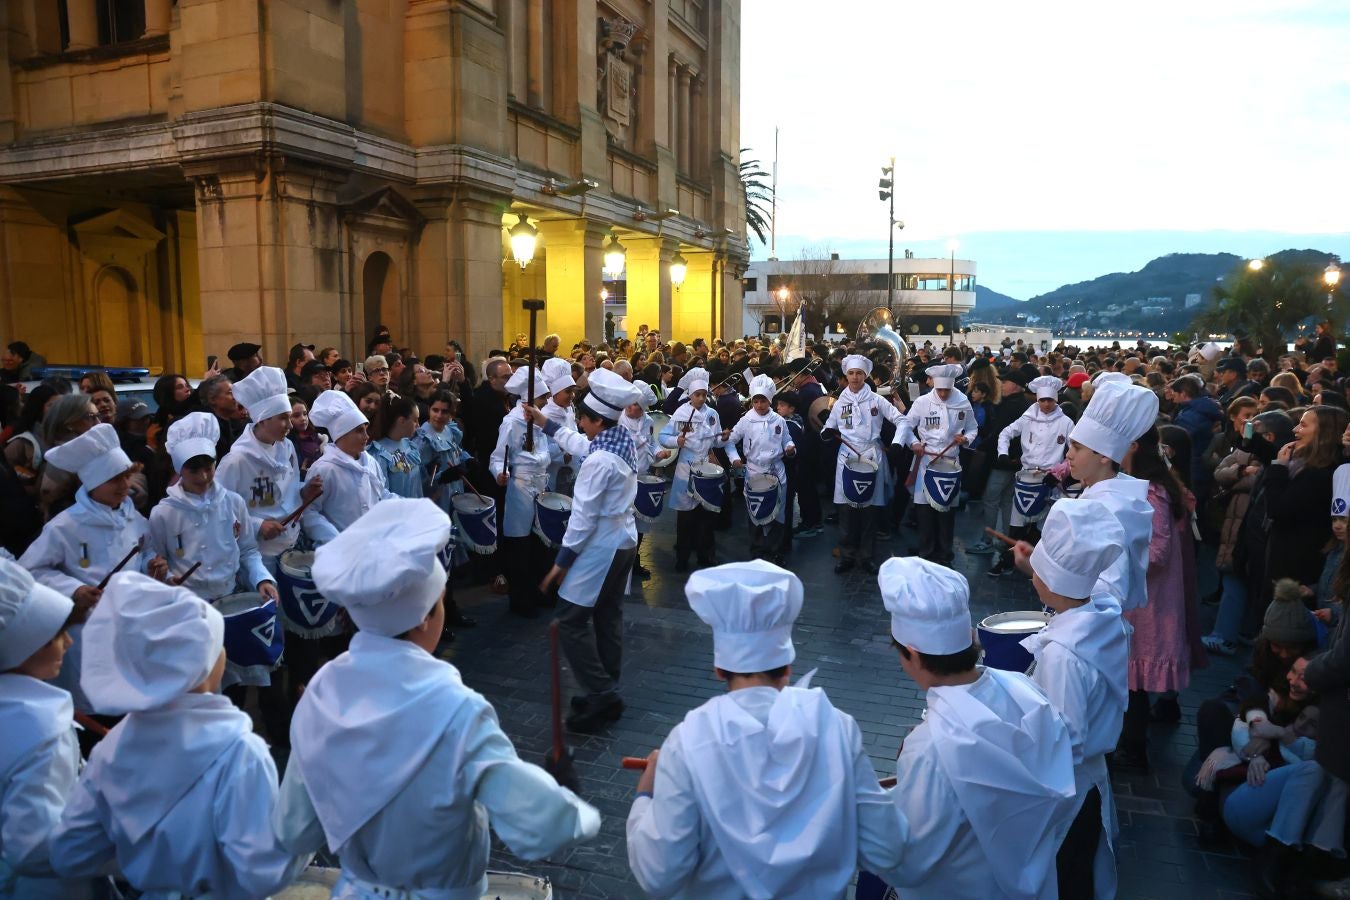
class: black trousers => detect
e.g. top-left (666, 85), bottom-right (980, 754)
top-left (793, 461), bottom-right (823, 528)
top-left (557, 547), bottom-right (636, 698)
top-left (502, 534), bottom-right (548, 612)
top-left (1121, 689), bottom-right (1151, 755)
top-left (913, 503), bottom-right (955, 563)
top-left (224, 679), bottom-right (293, 748)
top-left (1056, 786), bottom-right (1102, 900)
top-left (839, 503), bottom-right (877, 563)
top-left (675, 506), bottom-right (717, 565)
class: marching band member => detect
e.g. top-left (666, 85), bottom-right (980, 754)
top-left (875, 557), bottom-right (1078, 900)
top-left (620, 379), bottom-right (666, 579)
top-left (727, 374), bottom-right (796, 563)
top-left (1015, 501), bottom-right (1130, 900)
top-left (369, 395), bottom-right (424, 499)
top-left (49, 572), bottom-right (308, 897)
top-left (414, 388), bottom-right (477, 633)
top-left (216, 365), bottom-right (318, 574)
top-left (891, 363), bottom-right (977, 567)
top-left (627, 560), bottom-right (906, 897)
top-left (301, 390), bottom-right (394, 544)
top-left (0, 559), bottom-right (91, 899)
top-left (19, 424), bottom-right (167, 714)
top-left (988, 374), bottom-right (1073, 578)
top-left (775, 389), bottom-right (807, 557)
top-left (541, 357), bottom-right (578, 493)
top-left (659, 370), bottom-right (739, 572)
top-left (491, 366), bottom-right (553, 617)
top-left (532, 370), bottom-right (643, 732)
top-left (275, 499), bottom-right (600, 895)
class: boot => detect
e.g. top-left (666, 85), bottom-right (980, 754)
top-left (1250, 839), bottom-right (1295, 899)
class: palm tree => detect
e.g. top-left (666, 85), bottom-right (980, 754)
top-left (1191, 252), bottom-right (1329, 357)
top-left (739, 149), bottom-right (772, 246)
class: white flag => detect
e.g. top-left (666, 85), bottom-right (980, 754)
top-left (785, 311), bottom-right (807, 362)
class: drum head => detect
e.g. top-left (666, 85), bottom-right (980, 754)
top-left (452, 494), bottom-right (494, 514)
top-left (746, 473), bottom-right (778, 492)
top-left (691, 462), bottom-right (725, 479)
top-left (637, 473), bottom-right (665, 486)
top-left (537, 492), bottom-right (571, 512)
top-left (979, 611), bottom-right (1053, 634)
top-left (484, 871), bottom-right (553, 899)
top-left (279, 549), bottom-right (314, 577)
top-left (650, 447), bottom-right (678, 468)
top-left (216, 592), bottom-right (265, 616)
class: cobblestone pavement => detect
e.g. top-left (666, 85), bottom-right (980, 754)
top-left (443, 499), bottom-right (1255, 899)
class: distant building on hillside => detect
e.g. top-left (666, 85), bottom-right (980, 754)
top-left (1185, 293), bottom-right (1203, 309)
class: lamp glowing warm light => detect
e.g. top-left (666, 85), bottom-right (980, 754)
top-left (1248, 258), bottom-right (1265, 272)
top-left (600, 287), bottom-right (609, 302)
top-left (1327, 263), bottom-right (1342, 289)
top-left (946, 238), bottom-right (960, 254)
top-left (670, 251), bottom-right (688, 289)
top-left (603, 233), bottom-right (627, 279)
top-left (508, 214), bottom-right (537, 269)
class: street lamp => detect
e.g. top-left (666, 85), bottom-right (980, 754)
top-left (669, 251), bottom-right (688, 290)
top-left (1248, 258), bottom-right (1265, 272)
top-left (508, 214), bottom-right (537, 269)
top-left (776, 285), bottom-right (790, 334)
top-left (879, 157), bottom-right (899, 310)
top-left (603, 232), bottom-right (627, 279)
top-left (1328, 263), bottom-right (1342, 322)
top-left (946, 238), bottom-right (960, 346)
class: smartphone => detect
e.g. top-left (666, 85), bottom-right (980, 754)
top-left (207, 355), bottom-right (218, 370)
top-left (1243, 421), bottom-right (1255, 440)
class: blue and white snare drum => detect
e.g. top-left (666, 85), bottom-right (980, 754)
top-left (216, 592), bottom-right (283, 685)
top-left (690, 462), bottom-right (725, 512)
top-left (633, 474), bottom-right (668, 522)
top-left (854, 871), bottom-right (899, 900)
top-left (922, 456), bottom-right (962, 511)
top-left (451, 493), bottom-right (497, 555)
top-left (842, 456), bottom-right (878, 507)
top-left (1013, 468), bottom-right (1051, 520)
top-left (533, 492), bottom-right (572, 548)
top-left (277, 550), bottom-right (342, 639)
top-left (978, 611), bottom-right (1052, 673)
top-left (744, 473), bottom-right (781, 525)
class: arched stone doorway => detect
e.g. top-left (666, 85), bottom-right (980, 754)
top-left (362, 251), bottom-right (400, 350)
top-left (94, 266), bottom-right (138, 367)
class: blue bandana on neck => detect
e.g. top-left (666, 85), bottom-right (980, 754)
top-left (591, 424), bottom-right (637, 472)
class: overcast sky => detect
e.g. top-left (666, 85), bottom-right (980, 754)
top-left (741, 0), bottom-right (1350, 298)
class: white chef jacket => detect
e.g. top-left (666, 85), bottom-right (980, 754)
top-left (1022, 592), bottom-right (1130, 900)
top-left (301, 445), bottom-right (393, 544)
top-left (49, 693), bottom-right (308, 899)
top-left (627, 685), bottom-right (907, 899)
top-left (824, 385), bottom-right (904, 507)
top-left (1078, 474), bottom-right (1153, 611)
top-left (659, 401), bottom-right (738, 512)
top-left (997, 405), bottom-right (1074, 471)
top-left (542, 399), bottom-right (577, 492)
top-left (148, 482), bottom-right (272, 601)
top-left (489, 407), bottom-right (553, 538)
top-left (892, 389), bottom-right (978, 506)
top-left (215, 425), bottom-right (305, 561)
top-left (0, 676), bottom-right (91, 900)
top-left (727, 409), bottom-right (795, 525)
top-left (877, 667), bottom-right (1078, 900)
top-left (275, 633), bottom-right (600, 900)
top-left (19, 489), bottom-right (152, 713)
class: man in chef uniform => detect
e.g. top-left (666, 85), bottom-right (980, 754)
top-left (274, 498), bottom-right (600, 897)
top-left (658, 368), bottom-right (739, 571)
top-left (540, 357), bottom-right (578, 493)
top-left (726, 373), bottom-right (797, 562)
top-left (626, 560), bottom-right (908, 898)
top-left (531, 369), bottom-right (643, 732)
top-left (1014, 500), bottom-right (1130, 900)
top-left (822, 354), bottom-right (906, 574)
top-left (891, 363), bottom-right (978, 566)
top-left (49, 572), bottom-right (308, 897)
top-left (490, 366), bottom-right (554, 617)
top-left (874, 556), bottom-right (1078, 900)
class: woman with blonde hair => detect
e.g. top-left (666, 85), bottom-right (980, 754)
top-left (1269, 371), bottom-right (1305, 400)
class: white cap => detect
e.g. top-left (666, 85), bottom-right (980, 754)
top-left (1093, 372), bottom-right (1131, 386)
top-left (632, 380), bottom-right (658, 409)
top-left (878, 556), bottom-right (972, 655)
top-left (310, 389), bottom-right (368, 440)
top-left (747, 373), bottom-right (777, 400)
top-left (580, 368), bottom-right (643, 421)
top-left (677, 367), bottom-right (707, 392)
top-left (232, 366), bottom-right (292, 421)
top-left (82, 572), bottom-right (225, 714)
top-left (1030, 499), bottom-right (1124, 599)
top-left (1069, 379), bottom-right (1159, 464)
top-left (1029, 375), bottom-right (1063, 400)
top-left (542, 357), bottom-right (576, 394)
top-left (1333, 464), bottom-right (1350, 516)
top-left (686, 560), bottom-right (802, 672)
top-left (0, 558), bottom-right (73, 670)
top-left (687, 375), bottom-right (710, 395)
top-left (166, 411), bottom-right (220, 471)
top-left (504, 366), bottom-right (548, 400)
top-left (842, 354), bottom-right (872, 376)
top-left (45, 423), bottom-right (132, 490)
top-left (928, 364), bottom-right (962, 389)
top-left (1193, 342), bottom-right (1223, 363)
top-left (312, 499), bottom-right (450, 637)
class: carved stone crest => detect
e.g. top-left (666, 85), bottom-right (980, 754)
top-left (598, 16), bottom-right (643, 146)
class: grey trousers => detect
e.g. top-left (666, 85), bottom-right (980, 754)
top-left (839, 503), bottom-right (878, 563)
top-left (556, 546), bottom-right (636, 698)
top-left (980, 467), bottom-right (1015, 533)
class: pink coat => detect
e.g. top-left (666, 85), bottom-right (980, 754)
top-left (1124, 482), bottom-right (1193, 692)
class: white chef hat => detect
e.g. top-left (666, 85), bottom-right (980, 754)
top-left (632, 380), bottom-right (658, 409)
top-left (748, 373), bottom-right (777, 400)
top-left (82, 572), bottom-right (225, 714)
top-left (879, 556), bottom-right (972, 655)
top-left (1192, 342), bottom-right (1223, 363)
top-left (677, 367), bottom-right (707, 392)
top-left (928, 364), bottom-right (961, 389)
top-left (312, 498), bottom-right (451, 637)
top-left (45, 423), bottom-right (132, 490)
top-left (1028, 375), bottom-right (1063, 400)
top-left (542, 357), bottom-right (576, 394)
top-left (842, 354), bottom-right (872, 376)
top-left (580, 368), bottom-right (643, 422)
top-left (166, 411), bottom-right (220, 472)
top-left (1070, 379), bottom-right (1159, 464)
top-left (1332, 464), bottom-right (1350, 516)
top-left (232, 365), bottom-right (292, 421)
top-left (1030, 499), bottom-right (1124, 599)
top-left (310, 389), bottom-right (368, 440)
top-left (504, 366), bottom-right (549, 400)
top-left (0, 557), bottom-right (73, 671)
top-left (686, 374), bottom-right (710, 395)
top-left (686, 560), bottom-right (802, 672)
top-left (1093, 372), bottom-right (1131, 386)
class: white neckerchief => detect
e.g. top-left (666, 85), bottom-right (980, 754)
top-left (160, 480), bottom-right (227, 514)
top-left (227, 425), bottom-right (293, 475)
top-left (73, 486), bottom-right (136, 529)
top-left (0, 674), bottom-right (72, 776)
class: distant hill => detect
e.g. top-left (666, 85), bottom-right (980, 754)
top-left (974, 284), bottom-right (1021, 313)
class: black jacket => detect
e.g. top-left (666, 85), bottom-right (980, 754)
top-left (1305, 610), bottom-right (1350, 781)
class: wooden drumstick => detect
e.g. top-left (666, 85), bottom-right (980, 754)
top-left (172, 560), bottom-right (203, 586)
top-left (279, 490), bottom-right (322, 528)
top-left (621, 756), bottom-right (649, 770)
top-left (983, 526), bottom-right (1018, 548)
top-left (879, 775), bottom-right (897, 789)
top-left (839, 437), bottom-right (863, 458)
top-left (96, 539), bottom-right (143, 591)
top-left (75, 712), bottom-right (110, 737)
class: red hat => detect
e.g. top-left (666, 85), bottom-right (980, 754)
top-left (1066, 372), bottom-right (1091, 390)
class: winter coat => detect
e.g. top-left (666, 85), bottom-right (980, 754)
top-left (1262, 458), bottom-right (1337, 606)
top-left (1172, 396), bottom-right (1223, 491)
top-left (1304, 609), bottom-right (1350, 782)
top-left (1213, 449), bottom-right (1258, 572)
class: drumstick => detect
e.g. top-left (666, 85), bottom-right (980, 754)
top-left (74, 712), bottom-right (110, 737)
top-left (172, 560), bottom-right (203, 586)
top-left (621, 756), bottom-right (649, 770)
top-left (96, 539), bottom-right (143, 591)
top-left (879, 775), bottom-right (897, 789)
top-left (839, 437), bottom-right (863, 458)
top-left (905, 437), bottom-right (961, 489)
top-left (279, 490), bottom-right (322, 528)
top-left (983, 526), bottom-right (1018, 548)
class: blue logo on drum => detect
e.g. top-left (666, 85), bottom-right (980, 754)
top-left (293, 589), bottom-right (331, 627)
top-left (251, 618), bottom-right (277, 647)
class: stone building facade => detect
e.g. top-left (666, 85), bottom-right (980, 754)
top-left (0, 0), bottom-right (746, 372)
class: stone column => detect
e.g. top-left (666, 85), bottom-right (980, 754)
top-left (526, 0), bottom-right (545, 109)
top-left (143, 0), bottom-right (173, 37)
top-left (624, 235), bottom-right (676, 341)
top-left (691, 74), bottom-right (705, 180)
top-left (65, 0), bottom-right (100, 50)
top-left (538, 219), bottom-right (606, 349)
top-left (673, 250), bottom-right (714, 343)
top-left (677, 66), bottom-right (692, 174)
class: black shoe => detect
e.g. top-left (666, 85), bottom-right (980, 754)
top-left (1151, 697), bottom-right (1182, 724)
top-left (446, 612), bottom-right (477, 629)
top-left (986, 559), bottom-right (1012, 578)
top-left (834, 559), bottom-right (856, 575)
top-left (566, 695), bottom-right (624, 734)
top-left (1251, 839), bottom-right (1295, 899)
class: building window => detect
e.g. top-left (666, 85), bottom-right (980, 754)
top-left (98, 0), bottom-right (145, 46)
top-left (742, 277), bottom-right (758, 293)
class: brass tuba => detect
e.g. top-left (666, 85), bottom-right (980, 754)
top-left (856, 307), bottom-right (910, 397)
